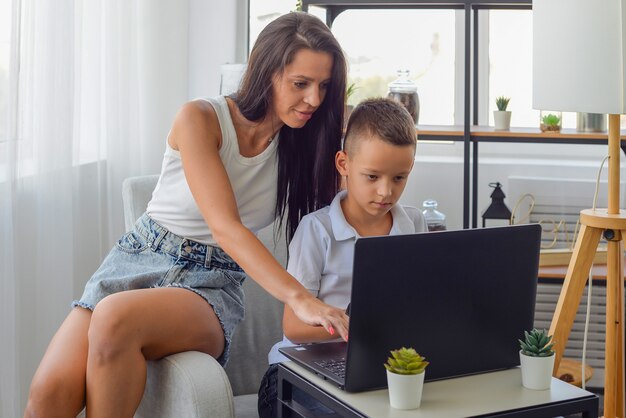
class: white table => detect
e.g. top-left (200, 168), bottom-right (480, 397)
top-left (277, 362), bottom-right (599, 417)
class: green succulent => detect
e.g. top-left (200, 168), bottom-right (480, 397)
top-left (495, 96), bottom-right (511, 111)
top-left (384, 347), bottom-right (429, 375)
top-left (519, 329), bottom-right (555, 357)
top-left (541, 113), bottom-right (561, 127)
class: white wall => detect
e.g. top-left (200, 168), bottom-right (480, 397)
top-left (188, 0), bottom-right (248, 99)
top-left (136, 0), bottom-right (190, 174)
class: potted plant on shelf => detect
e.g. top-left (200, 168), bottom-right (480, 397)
top-left (540, 111), bottom-right (562, 133)
top-left (519, 328), bottom-right (555, 390)
top-left (494, 96), bottom-right (512, 130)
top-left (384, 347), bottom-right (429, 409)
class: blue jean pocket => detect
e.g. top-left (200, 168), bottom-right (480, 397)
top-left (115, 230), bottom-right (149, 254)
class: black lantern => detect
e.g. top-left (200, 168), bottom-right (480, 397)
top-left (482, 182), bottom-right (512, 227)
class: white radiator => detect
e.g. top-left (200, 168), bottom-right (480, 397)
top-left (507, 176), bottom-right (624, 250)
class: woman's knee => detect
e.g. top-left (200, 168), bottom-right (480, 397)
top-left (25, 372), bottom-right (83, 417)
top-left (88, 294), bottom-right (139, 362)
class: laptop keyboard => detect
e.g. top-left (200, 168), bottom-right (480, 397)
top-left (314, 358), bottom-right (346, 379)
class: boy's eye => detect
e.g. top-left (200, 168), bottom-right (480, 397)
top-left (366, 174), bottom-right (378, 181)
top-left (394, 176), bottom-right (407, 182)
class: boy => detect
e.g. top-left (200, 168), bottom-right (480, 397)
top-left (257, 98), bottom-right (428, 417)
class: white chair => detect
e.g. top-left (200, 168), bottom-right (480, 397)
top-left (121, 175), bottom-right (285, 418)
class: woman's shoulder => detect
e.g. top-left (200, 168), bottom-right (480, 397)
top-left (177, 98), bottom-right (219, 124)
top-left (169, 98), bottom-right (223, 150)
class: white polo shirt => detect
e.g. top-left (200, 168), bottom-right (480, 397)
top-left (267, 190), bottom-right (428, 364)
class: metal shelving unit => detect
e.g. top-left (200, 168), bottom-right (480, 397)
top-left (303, 1), bottom-right (626, 229)
top-left (302, 0), bottom-right (534, 228)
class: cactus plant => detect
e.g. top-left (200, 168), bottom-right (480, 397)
top-left (519, 329), bottom-right (555, 357)
top-left (384, 347), bottom-right (429, 375)
top-left (495, 96), bottom-right (511, 111)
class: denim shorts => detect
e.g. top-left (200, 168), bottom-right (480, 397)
top-left (72, 213), bottom-right (247, 365)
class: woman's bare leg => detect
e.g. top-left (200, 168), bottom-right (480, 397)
top-left (24, 308), bottom-right (91, 418)
top-left (85, 287), bottom-right (225, 418)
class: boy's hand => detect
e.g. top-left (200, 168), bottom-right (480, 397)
top-left (289, 294), bottom-right (349, 341)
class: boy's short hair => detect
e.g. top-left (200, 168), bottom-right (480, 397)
top-left (343, 97), bottom-right (417, 156)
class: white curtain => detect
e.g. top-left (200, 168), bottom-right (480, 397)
top-left (0, 0), bottom-right (190, 415)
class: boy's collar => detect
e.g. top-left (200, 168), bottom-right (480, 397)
top-left (329, 190), bottom-right (416, 241)
top-left (329, 190), bottom-right (356, 241)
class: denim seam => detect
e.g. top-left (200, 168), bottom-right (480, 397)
top-left (71, 300), bottom-right (95, 311)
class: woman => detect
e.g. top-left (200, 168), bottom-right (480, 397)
top-left (25, 12), bottom-right (348, 417)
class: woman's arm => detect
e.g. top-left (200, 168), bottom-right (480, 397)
top-left (281, 215), bottom-right (337, 343)
top-left (169, 101), bottom-right (348, 339)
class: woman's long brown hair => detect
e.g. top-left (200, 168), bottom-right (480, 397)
top-left (233, 12), bottom-right (347, 242)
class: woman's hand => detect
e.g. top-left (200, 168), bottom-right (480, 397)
top-left (288, 294), bottom-right (349, 341)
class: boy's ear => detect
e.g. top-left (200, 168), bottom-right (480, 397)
top-left (335, 150), bottom-right (349, 176)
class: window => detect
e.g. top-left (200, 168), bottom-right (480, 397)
top-left (248, 3), bottom-right (615, 154)
top-left (332, 10), bottom-right (456, 126)
top-left (248, 3), bottom-right (458, 127)
top-left (487, 9), bottom-right (575, 129)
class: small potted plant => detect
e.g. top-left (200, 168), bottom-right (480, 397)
top-left (384, 347), bottom-right (429, 409)
top-left (494, 96), bottom-right (512, 130)
top-left (540, 111), bottom-right (562, 133)
top-left (519, 328), bottom-right (555, 390)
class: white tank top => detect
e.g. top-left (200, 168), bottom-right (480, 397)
top-left (146, 96), bottom-right (279, 246)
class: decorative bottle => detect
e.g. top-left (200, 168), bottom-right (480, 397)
top-left (422, 200), bottom-right (446, 231)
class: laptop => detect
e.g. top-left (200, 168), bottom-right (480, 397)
top-left (280, 223), bottom-right (542, 392)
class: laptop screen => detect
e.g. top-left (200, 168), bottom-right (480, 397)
top-left (343, 223), bottom-right (541, 392)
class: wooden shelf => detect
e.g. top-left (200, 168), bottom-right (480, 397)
top-left (416, 125), bottom-right (626, 143)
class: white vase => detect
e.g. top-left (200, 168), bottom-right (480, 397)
top-left (493, 110), bottom-right (512, 130)
top-left (519, 350), bottom-right (555, 390)
top-left (386, 370), bottom-right (425, 410)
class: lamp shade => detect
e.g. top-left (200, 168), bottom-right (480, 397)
top-left (533, 0), bottom-right (626, 114)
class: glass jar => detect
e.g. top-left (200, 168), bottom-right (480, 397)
top-left (387, 70), bottom-right (420, 124)
top-left (422, 199), bottom-right (446, 231)
top-left (539, 110), bottom-right (562, 133)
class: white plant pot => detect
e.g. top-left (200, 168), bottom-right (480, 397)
top-left (519, 350), bottom-right (555, 390)
top-left (493, 110), bottom-right (512, 130)
top-left (386, 370), bottom-right (425, 410)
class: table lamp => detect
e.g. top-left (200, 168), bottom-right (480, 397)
top-left (533, 1), bottom-right (625, 416)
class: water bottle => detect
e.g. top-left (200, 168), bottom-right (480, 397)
top-left (422, 200), bottom-right (446, 231)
